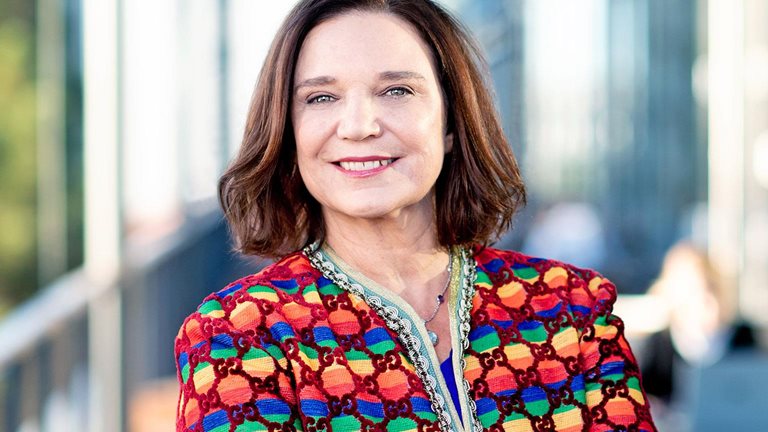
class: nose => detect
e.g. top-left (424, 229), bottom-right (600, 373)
top-left (336, 94), bottom-right (381, 141)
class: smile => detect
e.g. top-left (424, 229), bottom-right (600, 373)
top-left (337, 158), bottom-right (396, 171)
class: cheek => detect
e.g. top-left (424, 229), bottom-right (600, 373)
top-left (295, 154), bottom-right (321, 203)
top-left (292, 133), bottom-right (314, 184)
top-left (294, 141), bottom-right (327, 202)
top-left (291, 108), bottom-right (311, 149)
top-left (295, 144), bottom-right (316, 186)
top-left (293, 113), bottom-right (327, 159)
top-left (293, 125), bottom-right (317, 163)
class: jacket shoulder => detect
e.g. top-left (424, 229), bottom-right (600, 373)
top-left (473, 245), bottom-right (617, 321)
top-left (176, 251), bottom-right (321, 343)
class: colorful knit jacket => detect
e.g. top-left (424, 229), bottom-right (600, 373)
top-left (175, 245), bottom-right (657, 431)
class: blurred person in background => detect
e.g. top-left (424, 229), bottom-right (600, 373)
top-left (174, 0), bottom-right (656, 431)
top-left (640, 242), bottom-right (757, 411)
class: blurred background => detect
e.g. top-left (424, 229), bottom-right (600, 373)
top-left (0, 0), bottom-right (766, 431)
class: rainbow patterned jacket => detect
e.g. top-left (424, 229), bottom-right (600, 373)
top-left (175, 245), bottom-right (656, 431)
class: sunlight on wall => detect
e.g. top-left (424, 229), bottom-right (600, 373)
top-left (228, 1), bottom-right (299, 156)
top-left (120, 1), bottom-right (298, 240)
top-left (523, 0), bottom-right (607, 198)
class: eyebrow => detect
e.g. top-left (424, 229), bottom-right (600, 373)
top-left (379, 71), bottom-right (426, 82)
top-left (294, 76), bottom-right (336, 93)
top-left (293, 71), bottom-right (426, 94)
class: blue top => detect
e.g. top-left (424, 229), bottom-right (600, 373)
top-left (439, 350), bottom-right (462, 423)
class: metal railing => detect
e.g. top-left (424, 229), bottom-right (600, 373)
top-left (0, 208), bottom-right (261, 432)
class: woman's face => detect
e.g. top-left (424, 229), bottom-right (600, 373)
top-left (291, 11), bottom-right (452, 225)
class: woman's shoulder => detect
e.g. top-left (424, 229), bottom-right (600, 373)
top-left (178, 250), bottom-right (320, 335)
top-left (473, 244), bottom-right (618, 319)
top-left (211, 250), bottom-right (317, 298)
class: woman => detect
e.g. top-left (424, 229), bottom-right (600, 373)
top-left (641, 242), bottom-right (756, 406)
top-left (175, 1), bottom-right (657, 431)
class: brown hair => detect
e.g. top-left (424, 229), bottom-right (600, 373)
top-left (219, 0), bottom-right (526, 257)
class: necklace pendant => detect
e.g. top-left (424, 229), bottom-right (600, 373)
top-left (428, 330), bottom-right (438, 346)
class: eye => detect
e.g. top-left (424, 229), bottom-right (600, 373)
top-left (384, 87), bottom-right (413, 98)
top-left (307, 94), bottom-right (336, 104)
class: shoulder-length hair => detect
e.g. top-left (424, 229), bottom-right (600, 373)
top-left (219, 0), bottom-right (526, 258)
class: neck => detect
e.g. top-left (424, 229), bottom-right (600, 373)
top-left (321, 203), bottom-right (449, 304)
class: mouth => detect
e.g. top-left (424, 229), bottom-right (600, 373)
top-left (336, 158), bottom-right (397, 171)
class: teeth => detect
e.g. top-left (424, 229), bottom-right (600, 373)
top-left (339, 159), bottom-right (394, 171)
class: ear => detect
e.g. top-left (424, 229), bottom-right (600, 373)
top-left (444, 133), bottom-right (454, 153)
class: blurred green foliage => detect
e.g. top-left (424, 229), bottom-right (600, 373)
top-left (0, 2), bottom-right (38, 316)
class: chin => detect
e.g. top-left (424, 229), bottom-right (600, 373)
top-left (333, 195), bottom-right (435, 223)
top-left (337, 202), bottom-right (399, 220)
top-left (316, 186), bottom-right (435, 222)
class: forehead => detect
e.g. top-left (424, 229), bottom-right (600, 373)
top-left (294, 11), bottom-right (438, 80)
